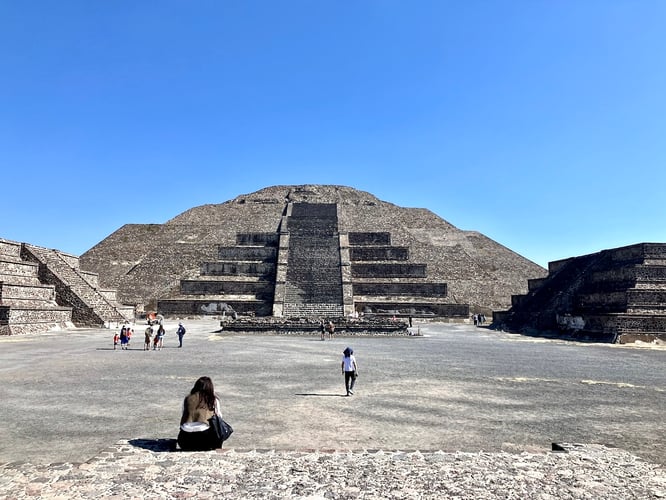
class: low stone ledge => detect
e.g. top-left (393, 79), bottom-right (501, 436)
top-left (218, 317), bottom-right (412, 336)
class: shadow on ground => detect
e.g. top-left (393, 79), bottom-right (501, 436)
top-left (295, 393), bottom-right (347, 397)
top-left (128, 438), bottom-right (178, 452)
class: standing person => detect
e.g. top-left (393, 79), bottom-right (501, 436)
top-left (341, 347), bottom-right (358, 396)
top-left (144, 325), bottom-right (154, 351)
top-left (119, 328), bottom-right (128, 350)
top-left (113, 332), bottom-right (120, 350)
top-left (320, 319), bottom-right (326, 341)
top-left (327, 321), bottom-right (335, 340)
top-left (176, 323), bottom-right (186, 348)
top-left (178, 376), bottom-right (224, 451)
top-left (156, 324), bottom-right (165, 350)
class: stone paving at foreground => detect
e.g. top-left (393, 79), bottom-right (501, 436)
top-left (1, 441), bottom-right (664, 499)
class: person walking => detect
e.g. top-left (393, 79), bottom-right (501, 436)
top-left (176, 323), bottom-right (186, 348)
top-left (341, 347), bottom-right (358, 396)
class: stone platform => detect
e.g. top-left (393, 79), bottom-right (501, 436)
top-left (1, 442), bottom-right (664, 499)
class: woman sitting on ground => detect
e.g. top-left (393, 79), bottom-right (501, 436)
top-left (178, 376), bottom-right (223, 451)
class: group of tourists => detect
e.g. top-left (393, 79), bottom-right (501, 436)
top-left (113, 322), bottom-right (187, 350)
top-left (113, 325), bottom-right (134, 350)
top-left (320, 320), bottom-right (336, 340)
top-left (143, 324), bottom-right (166, 350)
top-left (178, 346), bottom-right (359, 451)
top-left (472, 313), bottom-right (486, 326)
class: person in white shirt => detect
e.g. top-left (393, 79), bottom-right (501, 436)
top-left (341, 347), bottom-right (358, 396)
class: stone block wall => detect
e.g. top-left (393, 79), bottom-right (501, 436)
top-left (495, 243), bottom-right (666, 342)
top-left (351, 263), bottom-right (427, 278)
top-left (352, 282), bottom-right (447, 297)
top-left (348, 232), bottom-right (391, 245)
top-left (180, 279), bottom-right (274, 299)
top-left (350, 247), bottom-right (409, 261)
top-left (218, 247), bottom-right (277, 262)
top-left (236, 233), bottom-right (279, 246)
top-left (202, 262), bottom-right (275, 277)
top-left (356, 301), bottom-right (469, 317)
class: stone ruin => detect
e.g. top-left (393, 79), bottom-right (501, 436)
top-left (80, 185), bottom-right (546, 322)
top-left (493, 243), bottom-right (666, 344)
top-left (5, 185), bottom-right (666, 343)
top-left (0, 238), bottom-right (133, 335)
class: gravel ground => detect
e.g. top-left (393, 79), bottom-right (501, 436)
top-left (1, 441), bottom-right (664, 499)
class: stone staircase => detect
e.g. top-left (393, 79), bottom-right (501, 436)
top-left (22, 244), bottom-right (132, 326)
top-left (0, 238), bottom-right (73, 335)
top-left (282, 203), bottom-right (344, 317)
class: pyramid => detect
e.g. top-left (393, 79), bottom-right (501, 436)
top-left (80, 185), bottom-right (546, 318)
top-left (493, 243), bottom-right (666, 343)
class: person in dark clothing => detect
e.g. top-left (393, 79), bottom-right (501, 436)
top-left (176, 323), bottom-right (186, 347)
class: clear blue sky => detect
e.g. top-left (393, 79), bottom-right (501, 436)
top-left (2, 1), bottom-right (665, 268)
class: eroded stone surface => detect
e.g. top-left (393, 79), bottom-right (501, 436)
top-left (0, 442), bottom-right (664, 499)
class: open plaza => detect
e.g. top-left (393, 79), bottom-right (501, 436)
top-left (0, 320), bottom-right (664, 498)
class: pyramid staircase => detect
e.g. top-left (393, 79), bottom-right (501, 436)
top-left (279, 203), bottom-right (345, 318)
top-left (22, 244), bottom-right (132, 326)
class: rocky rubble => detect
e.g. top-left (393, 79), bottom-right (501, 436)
top-left (0, 442), bottom-right (664, 499)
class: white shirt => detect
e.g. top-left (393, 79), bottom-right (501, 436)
top-left (342, 355), bottom-right (357, 372)
top-left (180, 397), bottom-right (221, 432)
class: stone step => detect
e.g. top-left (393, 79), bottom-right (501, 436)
top-left (0, 282), bottom-right (56, 301)
top-left (0, 239), bottom-right (22, 260)
top-left (353, 282), bottom-right (447, 297)
top-left (0, 258), bottom-right (40, 278)
top-left (348, 232), bottom-right (391, 246)
top-left (202, 262), bottom-right (276, 277)
top-left (180, 280), bottom-right (274, 297)
top-left (218, 247), bottom-right (277, 262)
top-left (351, 263), bottom-right (427, 278)
top-left (350, 247), bottom-right (409, 261)
top-left (157, 298), bottom-right (273, 316)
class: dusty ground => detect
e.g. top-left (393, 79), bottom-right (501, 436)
top-left (0, 319), bottom-right (664, 465)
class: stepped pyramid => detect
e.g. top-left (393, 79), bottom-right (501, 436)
top-left (0, 238), bottom-right (133, 334)
top-left (493, 243), bottom-right (666, 343)
top-left (80, 185), bottom-right (546, 318)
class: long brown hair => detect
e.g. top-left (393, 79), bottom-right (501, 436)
top-left (190, 376), bottom-right (216, 411)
